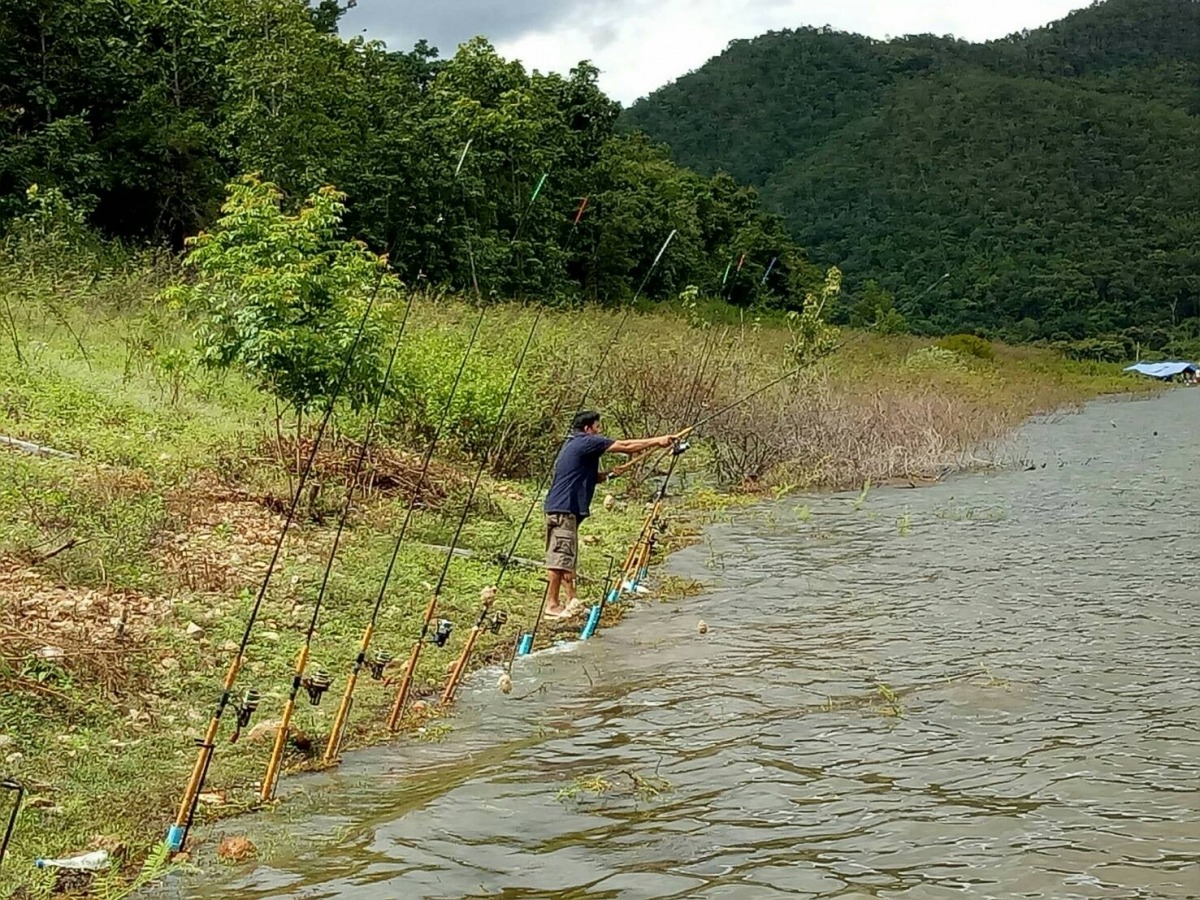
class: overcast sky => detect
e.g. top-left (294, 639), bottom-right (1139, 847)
top-left (341, 1), bottom-right (1090, 105)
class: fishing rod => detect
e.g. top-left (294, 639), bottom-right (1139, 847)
top-left (259, 297), bottom-right (414, 802)
top-left (385, 308), bottom-right (543, 730)
top-left (0, 778), bottom-right (21, 868)
top-left (313, 140), bottom-right (487, 767)
top-left (166, 269), bottom-right (387, 853)
top-left (438, 355), bottom-right (586, 707)
top-left (321, 308), bottom-right (485, 764)
top-left (496, 230), bottom-right (680, 683)
top-left (589, 327), bottom-right (860, 628)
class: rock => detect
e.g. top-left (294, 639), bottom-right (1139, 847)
top-left (26, 796), bottom-right (55, 809)
top-left (90, 835), bottom-right (128, 860)
top-left (260, 631), bottom-right (280, 643)
top-left (245, 720), bottom-right (280, 745)
top-left (603, 493), bottom-right (616, 511)
top-left (497, 673), bottom-right (513, 695)
top-left (0, 734), bottom-right (13, 748)
top-left (160, 657), bottom-right (179, 671)
top-left (197, 791), bottom-right (226, 806)
top-left (411, 700), bottom-right (429, 714)
top-left (185, 622), bottom-right (205, 640)
top-left (34, 646), bottom-right (65, 661)
top-left (698, 620), bottom-right (709, 635)
top-left (480, 586), bottom-right (498, 604)
top-left (221, 640), bottom-right (239, 653)
top-left (5, 752), bottom-right (24, 769)
top-left (216, 836), bottom-right (256, 863)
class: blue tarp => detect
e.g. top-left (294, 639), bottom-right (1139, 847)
top-left (1123, 361), bottom-right (1198, 378)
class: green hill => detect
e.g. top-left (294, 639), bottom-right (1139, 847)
top-left (624, 0), bottom-right (1200, 352)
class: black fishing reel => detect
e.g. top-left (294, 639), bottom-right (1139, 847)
top-left (671, 438), bottom-right (691, 457)
top-left (433, 619), bottom-right (454, 647)
top-left (487, 610), bottom-right (508, 635)
top-left (367, 649), bottom-right (392, 681)
top-left (229, 687), bottom-right (261, 743)
top-left (302, 669), bottom-right (332, 706)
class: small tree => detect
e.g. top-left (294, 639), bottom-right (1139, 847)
top-left (165, 174), bottom-right (396, 449)
top-left (785, 266), bottom-right (842, 370)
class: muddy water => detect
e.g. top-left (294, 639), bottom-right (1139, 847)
top-left (172, 391), bottom-right (1200, 899)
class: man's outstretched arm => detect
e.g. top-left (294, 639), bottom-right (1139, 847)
top-left (606, 434), bottom-right (676, 455)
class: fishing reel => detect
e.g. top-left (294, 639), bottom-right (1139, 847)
top-left (367, 649), bottom-right (392, 681)
top-left (487, 610), bottom-right (508, 635)
top-left (433, 619), bottom-right (454, 648)
top-left (671, 438), bottom-right (691, 457)
top-left (229, 687), bottom-right (261, 743)
top-left (302, 669), bottom-right (333, 706)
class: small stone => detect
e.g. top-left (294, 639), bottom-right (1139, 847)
top-left (698, 620), bottom-right (709, 635)
top-left (480, 586), bottom-right (498, 604)
top-left (497, 673), bottom-right (513, 694)
top-left (160, 657), bottom-right (179, 671)
top-left (90, 835), bottom-right (128, 859)
top-left (6, 752), bottom-right (24, 769)
top-left (260, 631), bottom-right (280, 643)
top-left (246, 720), bottom-right (280, 745)
top-left (34, 646), bottom-right (65, 661)
top-left (221, 640), bottom-right (239, 653)
top-left (185, 622), bottom-right (205, 640)
top-left (216, 835), bottom-right (256, 863)
top-left (603, 493), bottom-right (616, 511)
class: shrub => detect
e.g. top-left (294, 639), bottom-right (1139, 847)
top-left (936, 333), bottom-right (994, 361)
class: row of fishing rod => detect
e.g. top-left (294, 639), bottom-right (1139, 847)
top-left (163, 140), bottom-right (696, 853)
top-left (0, 143), bottom-right (845, 870)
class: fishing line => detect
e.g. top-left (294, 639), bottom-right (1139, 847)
top-left (496, 230), bottom-right (681, 683)
top-left (259, 293), bottom-right (415, 802)
top-left (385, 308), bottom-right (543, 730)
top-left (580, 330), bottom-right (719, 639)
top-left (382, 144), bottom-right (554, 728)
top-left (321, 308), bottom-right (484, 763)
top-left (439, 352), bottom-right (584, 706)
top-left (167, 267), bottom-right (387, 853)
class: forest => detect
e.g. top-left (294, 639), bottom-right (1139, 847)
top-left (624, 0), bottom-right (1200, 357)
top-left (0, 0), bottom-right (822, 311)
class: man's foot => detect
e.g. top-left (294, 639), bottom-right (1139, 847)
top-left (547, 598), bottom-right (585, 620)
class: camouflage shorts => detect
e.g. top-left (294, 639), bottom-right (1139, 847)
top-left (544, 512), bottom-right (578, 573)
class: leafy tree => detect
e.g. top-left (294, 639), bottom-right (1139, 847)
top-left (166, 174), bottom-right (396, 420)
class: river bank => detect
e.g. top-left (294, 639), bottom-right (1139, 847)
top-left (0, 286), bottom-right (1158, 896)
top-left (158, 386), bottom-right (1200, 900)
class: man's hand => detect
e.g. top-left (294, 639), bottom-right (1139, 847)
top-left (657, 435), bottom-right (675, 448)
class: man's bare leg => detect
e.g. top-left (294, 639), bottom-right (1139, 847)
top-left (546, 568), bottom-right (566, 615)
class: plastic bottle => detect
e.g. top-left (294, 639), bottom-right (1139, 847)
top-left (34, 849), bottom-right (110, 870)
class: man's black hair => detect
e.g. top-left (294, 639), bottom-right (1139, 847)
top-left (571, 411), bottom-right (601, 432)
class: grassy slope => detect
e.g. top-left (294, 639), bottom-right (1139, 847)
top-left (0, 291), bottom-right (1155, 896)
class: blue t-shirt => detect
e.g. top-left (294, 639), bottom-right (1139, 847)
top-left (544, 432), bottom-right (615, 520)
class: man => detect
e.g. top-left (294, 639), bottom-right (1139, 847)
top-left (543, 411), bottom-right (677, 618)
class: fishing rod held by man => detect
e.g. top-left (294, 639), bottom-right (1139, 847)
top-left (542, 411), bottom-right (680, 620)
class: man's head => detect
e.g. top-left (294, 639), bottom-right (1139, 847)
top-left (570, 411), bottom-right (602, 434)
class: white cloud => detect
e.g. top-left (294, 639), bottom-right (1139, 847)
top-left (342, 0), bottom-right (1091, 105)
